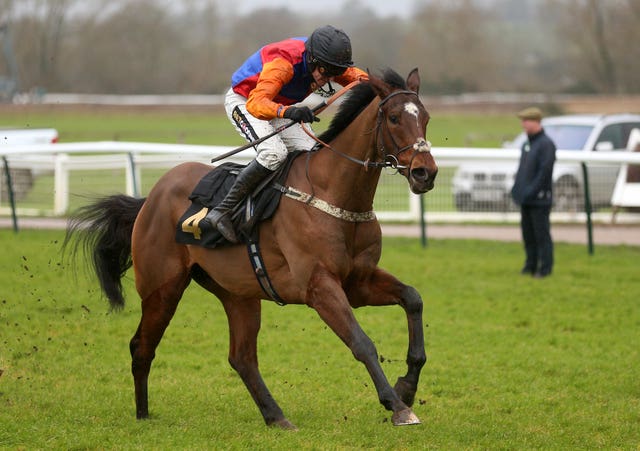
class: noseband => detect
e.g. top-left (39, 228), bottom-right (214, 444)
top-left (375, 90), bottom-right (431, 171)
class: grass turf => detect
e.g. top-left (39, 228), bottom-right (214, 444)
top-left (1, 230), bottom-right (638, 449)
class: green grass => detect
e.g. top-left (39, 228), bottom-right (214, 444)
top-left (1, 107), bottom-right (245, 145)
top-left (1, 230), bottom-right (639, 449)
top-left (2, 107), bottom-right (518, 215)
top-left (1, 107), bottom-right (520, 147)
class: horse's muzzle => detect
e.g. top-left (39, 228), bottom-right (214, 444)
top-left (409, 166), bottom-right (438, 194)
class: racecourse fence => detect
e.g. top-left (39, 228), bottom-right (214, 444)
top-left (2, 141), bottom-right (640, 225)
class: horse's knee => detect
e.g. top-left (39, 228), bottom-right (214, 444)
top-left (129, 337), bottom-right (139, 358)
top-left (401, 285), bottom-right (423, 315)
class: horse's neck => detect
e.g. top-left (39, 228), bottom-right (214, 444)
top-left (310, 101), bottom-right (382, 210)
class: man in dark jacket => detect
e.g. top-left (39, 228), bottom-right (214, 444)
top-left (511, 107), bottom-right (557, 278)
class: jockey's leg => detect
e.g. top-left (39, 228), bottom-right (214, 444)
top-left (206, 159), bottom-right (272, 243)
top-left (207, 92), bottom-right (317, 243)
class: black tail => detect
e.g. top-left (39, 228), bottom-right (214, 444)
top-left (63, 195), bottom-right (145, 310)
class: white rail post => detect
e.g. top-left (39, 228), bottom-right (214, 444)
top-left (125, 152), bottom-right (140, 196)
top-left (54, 153), bottom-right (69, 215)
top-left (409, 191), bottom-right (421, 221)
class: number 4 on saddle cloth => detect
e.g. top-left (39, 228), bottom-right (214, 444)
top-left (175, 151), bottom-right (303, 249)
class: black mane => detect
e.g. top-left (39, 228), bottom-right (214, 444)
top-left (317, 68), bottom-right (408, 143)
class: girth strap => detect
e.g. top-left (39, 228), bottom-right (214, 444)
top-left (246, 239), bottom-right (286, 306)
top-left (274, 183), bottom-right (376, 222)
top-left (244, 197), bottom-right (286, 305)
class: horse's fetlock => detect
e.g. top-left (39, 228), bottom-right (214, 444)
top-left (408, 350), bottom-right (427, 368)
top-left (378, 386), bottom-right (402, 411)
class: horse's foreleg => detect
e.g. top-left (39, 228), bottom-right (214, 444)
top-left (308, 268), bottom-right (420, 426)
top-left (130, 275), bottom-right (187, 419)
top-left (221, 297), bottom-right (296, 430)
top-left (393, 285), bottom-right (426, 407)
top-left (346, 269), bottom-right (427, 408)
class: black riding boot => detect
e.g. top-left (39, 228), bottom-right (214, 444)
top-left (206, 160), bottom-right (273, 243)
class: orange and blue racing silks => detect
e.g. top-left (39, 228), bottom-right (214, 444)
top-left (231, 37), bottom-right (367, 121)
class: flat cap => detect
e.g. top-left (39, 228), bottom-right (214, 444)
top-left (517, 107), bottom-right (543, 121)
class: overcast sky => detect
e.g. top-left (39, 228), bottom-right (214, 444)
top-left (233, 0), bottom-right (417, 17)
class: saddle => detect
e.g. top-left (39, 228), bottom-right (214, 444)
top-left (175, 151), bottom-right (304, 249)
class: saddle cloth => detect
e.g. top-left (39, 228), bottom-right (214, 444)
top-left (175, 151), bottom-right (303, 248)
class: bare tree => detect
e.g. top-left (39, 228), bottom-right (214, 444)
top-left (588, 0), bottom-right (617, 92)
top-left (3, 0), bottom-right (640, 95)
top-left (40, 0), bottom-right (70, 87)
top-left (628, 0), bottom-right (640, 18)
top-left (409, 0), bottom-right (500, 93)
top-left (551, 0), bottom-right (640, 93)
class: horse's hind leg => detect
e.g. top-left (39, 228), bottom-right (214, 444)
top-left (129, 272), bottom-right (190, 419)
top-left (221, 296), bottom-right (296, 430)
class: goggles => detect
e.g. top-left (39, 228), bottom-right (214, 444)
top-left (316, 61), bottom-right (346, 78)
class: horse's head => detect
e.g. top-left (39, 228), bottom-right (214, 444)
top-left (369, 68), bottom-right (438, 194)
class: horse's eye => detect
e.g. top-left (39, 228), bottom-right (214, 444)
top-left (389, 115), bottom-right (399, 125)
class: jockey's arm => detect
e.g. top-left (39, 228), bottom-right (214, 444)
top-left (334, 67), bottom-right (369, 86)
top-left (246, 58), bottom-right (294, 120)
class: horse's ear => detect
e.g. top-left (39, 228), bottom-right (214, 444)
top-left (407, 68), bottom-right (420, 95)
top-left (368, 70), bottom-right (392, 99)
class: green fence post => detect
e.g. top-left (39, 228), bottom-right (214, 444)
top-left (581, 162), bottom-right (594, 255)
top-left (2, 156), bottom-right (18, 233)
top-left (420, 194), bottom-right (427, 248)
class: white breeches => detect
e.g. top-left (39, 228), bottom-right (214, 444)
top-left (224, 88), bottom-right (317, 171)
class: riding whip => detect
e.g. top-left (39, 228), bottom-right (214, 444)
top-left (211, 80), bottom-right (362, 163)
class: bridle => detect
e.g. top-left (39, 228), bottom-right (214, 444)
top-left (375, 90), bottom-right (431, 172)
top-left (304, 89), bottom-right (431, 171)
top-left (284, 87), bottom-right (433, 223)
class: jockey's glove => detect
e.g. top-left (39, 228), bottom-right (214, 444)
top-left (283, 106), bottom-right (320, 123)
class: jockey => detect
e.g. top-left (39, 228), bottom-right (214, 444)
top-left (206, 25), bottom-right (369, 243)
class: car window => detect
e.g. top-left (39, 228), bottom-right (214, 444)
top-left (594, 123), bottom-right (640, 150)
top-left (622, 123), bottom-right (640, 149)
top-left (544, 125), bottom-right (593, 150)
top-left (595, 124), bottom-right (625, 150)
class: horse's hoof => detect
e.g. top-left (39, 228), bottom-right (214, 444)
top-left (392, 408), bottom-right (421, 426)
top-left (269, 418), bottom-right (298, 431)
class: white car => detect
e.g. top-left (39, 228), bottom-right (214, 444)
top-left (1, 126), bottom-right (58, 200)
top-left (452, 114), bottom-right (640, 212)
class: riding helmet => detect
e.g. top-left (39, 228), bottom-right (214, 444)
top-left (305, 25), bottom-right (354, 68)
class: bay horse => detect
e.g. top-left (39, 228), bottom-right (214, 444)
top-left (64, 68), bottom-right (438, 429)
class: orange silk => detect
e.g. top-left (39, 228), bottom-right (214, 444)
top-left (246, 58), bottom-right (294, 120)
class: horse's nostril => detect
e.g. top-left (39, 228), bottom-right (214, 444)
top-left (411, 168), bottom-right (428, 182)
